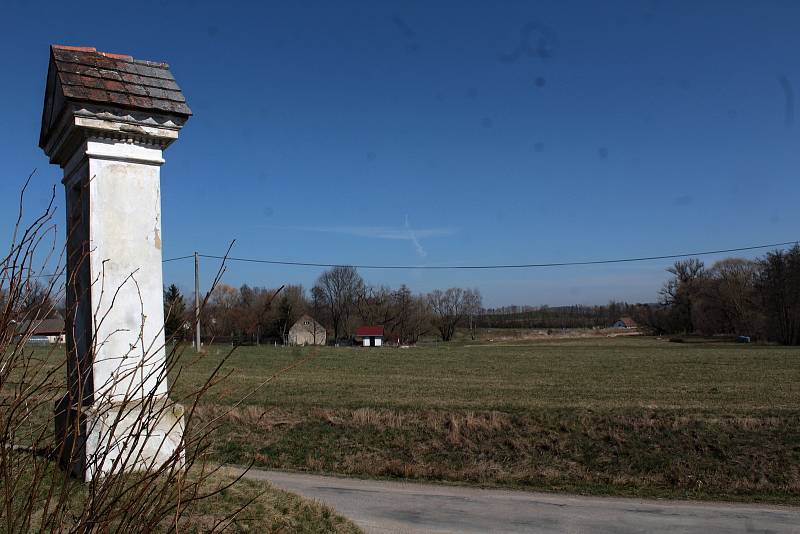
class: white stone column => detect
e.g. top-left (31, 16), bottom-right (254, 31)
top-left (40, 45), bottom-right (191, 480)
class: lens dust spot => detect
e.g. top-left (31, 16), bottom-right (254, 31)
top-left (672, 195), bottom-right (693, 206)
top-left (498, 21), bottom-right (559, 63)
top-left (777, 75), bottom-right (794, 128)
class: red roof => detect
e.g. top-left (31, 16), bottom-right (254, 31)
top-left (356, 326), bottom-right (384, 337)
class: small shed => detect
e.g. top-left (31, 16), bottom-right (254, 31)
top-left (288, 314), bottom-right (326, 346)
top-left (612, 317), bottom-right (637, 329)
top-left (356, 325), bottom-right (384, 347)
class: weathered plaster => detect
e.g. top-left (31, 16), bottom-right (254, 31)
top-left (43, 106), bottom-right (187, 480)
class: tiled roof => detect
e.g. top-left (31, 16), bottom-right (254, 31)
top-left (355, 326), bottom-right (384, 337)
top-left (18, 317), bottom-right (65, 335)
top-left (49, 45), bottom-right (191, 117)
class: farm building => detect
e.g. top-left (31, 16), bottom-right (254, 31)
top-left (17, 317), bottom-right (66, 345)
top-left (355, 325), bottom-right (384, 347)
top-left (288, 314), bottom-right (326, 346)
top-left (612, 317), bottom-right (637, 329)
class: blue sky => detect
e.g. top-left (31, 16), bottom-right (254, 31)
top-left (2, 1), bottom-right (799, 306)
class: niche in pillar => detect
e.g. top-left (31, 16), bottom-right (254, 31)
top-left (40, 45), bottom-right (192, 480)
top-left (64, 173), bottom-right (92, 406)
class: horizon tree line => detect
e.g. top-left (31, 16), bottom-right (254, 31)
top-left (163, 265), bottom-right (482, 344)
top-left (161, 245), bottom-right (800, 346)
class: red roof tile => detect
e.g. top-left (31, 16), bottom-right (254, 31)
top-left (356, 326), bottom-right (385, 337)
top-left (48, 44), bottom-right (191, 117)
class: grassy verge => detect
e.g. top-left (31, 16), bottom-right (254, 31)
top-left (179, 467), bottom-right (361, 533)
top-left (4, 452), bottom-right (362, 533)
top-left (198, 405), bottom-right (800, 504)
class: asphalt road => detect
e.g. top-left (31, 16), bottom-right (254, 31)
top-left (234, 468), bottom-right (800, 534)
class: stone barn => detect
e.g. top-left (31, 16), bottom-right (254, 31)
top-left (288, 314), bottom-right (326, 346)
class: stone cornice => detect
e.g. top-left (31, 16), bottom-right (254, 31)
top-left (42, 103), bottom-right (184, 168)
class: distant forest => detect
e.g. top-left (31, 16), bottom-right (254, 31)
top-left (477, 302), bottom-right (639, 330)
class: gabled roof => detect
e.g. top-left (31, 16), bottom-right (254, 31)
top-left (40, 45), bottom-right (191, 150)
top-left (50, 45), bottom-right (191, 115)
top-left (291, 314), bottom-right (324, 330)
top-left (355, 325), bottom-right (384, 337)
top-left (617, 316), bottom-right (637, 327)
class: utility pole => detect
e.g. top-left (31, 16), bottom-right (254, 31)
top-left (194, 251), bottom-right (201, 352)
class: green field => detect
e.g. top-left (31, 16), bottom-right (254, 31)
top-left (172, 336), bottom-right (800, 503)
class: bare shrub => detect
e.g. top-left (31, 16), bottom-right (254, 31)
top-left (0, 177), bottom-right (256, 532)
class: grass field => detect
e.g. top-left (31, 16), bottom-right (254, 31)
top-left (172, 336), bottom-right (800, 504)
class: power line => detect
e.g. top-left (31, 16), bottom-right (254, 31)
top-left (10, 240), bottom-right (798, 277)
top-left (2, 254), bottom-right (196, 279)
top-left (189, 240), bottom-right (798, 270)
top-left (162, 254), bottom-right (194, 263)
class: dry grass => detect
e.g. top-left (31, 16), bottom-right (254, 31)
top-left (180, 467), bottom-right (361, 533)
top-left (194, 403), bottom-right (800, 503)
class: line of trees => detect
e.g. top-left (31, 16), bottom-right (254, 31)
top-left (632, 246), bottom-right (800, 345)
top-left (477, 301), bottom-right (635, 330)
top-left (164, 265), bottom-right (482, 344)
top-left (163, 246), bottom-right (800, 346)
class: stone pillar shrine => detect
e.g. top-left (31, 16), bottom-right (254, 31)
top-left (39, 45), bottom-right (192, 480)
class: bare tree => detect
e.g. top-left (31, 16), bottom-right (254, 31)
top-left (757, 246), bottom-right (800, 345)
top-left (698, 258), bottom-right (760, 335)
top-left (276, 285), bottom-right (306, 344)
top-left (206, 283), bottom-right (239, 336)
top-left (392, 285), bottom-right (414, 344)
top-left (356, 285), bottom-right (395, 330)
top-left (427, 287), bottom-right (482, 341)
top-left (314, 266), bottom-right (364, 342)
top-left (660, 259), bottom-right (705, 333)
top-left (310, 285), bottom-right (326, 345)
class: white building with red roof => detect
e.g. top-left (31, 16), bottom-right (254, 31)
top-left (355, 325), bottom-right (384, 347)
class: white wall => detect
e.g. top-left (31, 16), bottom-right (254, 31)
top-left (85, 140), bottom-right (168, 402)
